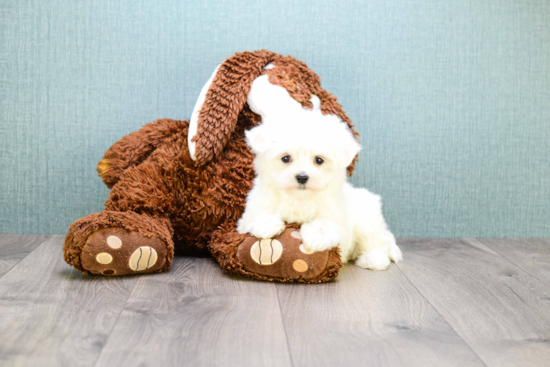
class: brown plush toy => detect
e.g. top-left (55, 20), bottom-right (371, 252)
top-left (63, 50), bottom-right (359, 283)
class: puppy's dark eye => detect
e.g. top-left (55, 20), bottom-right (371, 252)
top-left (281, 155), bottom-right (292, 163)
top-left (315, 157), bottom-right (324, 165)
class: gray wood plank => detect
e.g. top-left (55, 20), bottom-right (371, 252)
top-left (397, 238), bottom-right (550, 367)
top-left (474, 238), bottom-right (550, 285)
top-left (0, 234), bottom-right (49, 278)
top-left (94, 258), bottom-right (292, 367)
top-left (0, 235), bottom-right (139, 367)
top-left (276, 264), bottom-right (484, 367)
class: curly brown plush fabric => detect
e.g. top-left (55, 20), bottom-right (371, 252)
top-left (194, 50), bottom-right (277, 166)
top-left (63, 50), bottom-right (358, 283)
top-left (98, 120), bottom-right (187, 188)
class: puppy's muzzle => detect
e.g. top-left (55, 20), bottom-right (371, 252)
top-left (295, 174), bottom-right (309, 185)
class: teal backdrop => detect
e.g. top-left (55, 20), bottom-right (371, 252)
top-left (1, 0), bottom-right (549, 237)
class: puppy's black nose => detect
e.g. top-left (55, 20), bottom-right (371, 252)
top-left (296, 174), bottom-right (309, 185)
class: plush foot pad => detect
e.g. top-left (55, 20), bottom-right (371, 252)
top-left (81, 228), bottom-right (168, 276)
top-left (236, 228), bottom-right (334, 281)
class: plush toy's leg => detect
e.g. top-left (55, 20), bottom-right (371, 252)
top-left (65, 155), bottom-right (179, 276)
top-left (210, 222), bottom-right (342, 283)
top-left (64, 211), bottom-right (174, 276)
top-left (97, 119), bottom-right (187, 188)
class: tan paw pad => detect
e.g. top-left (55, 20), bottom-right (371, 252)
top-left (129, 246), bottom-right (158, 271)
top-left (250, 239), bottom-right (283, 265)
top-left (293, 259), bottom-right (309, 273)
top-left (106, 235), bottom-right (122, 249)
top-left (299, 244), bottom-right (313, 254)
top-left (96, 252), bottom-right (113, 264)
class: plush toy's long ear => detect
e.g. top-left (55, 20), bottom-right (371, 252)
top-left (188, 50), bottom-right (277, 166)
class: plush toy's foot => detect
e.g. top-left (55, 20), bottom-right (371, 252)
top-left (210, 223), bottom-right (342, 283)
top-left (64, 211), bottom-right (174, 276)
top-left (79, 227), bottom-right (169, 276)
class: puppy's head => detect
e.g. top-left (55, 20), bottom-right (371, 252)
top-left (245, 111), bottom-right (361, 193)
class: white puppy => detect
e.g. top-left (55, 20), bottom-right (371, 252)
top-left (237, 108), bottom-right (402, 270)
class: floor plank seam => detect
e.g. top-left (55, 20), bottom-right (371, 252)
top-left (275, 286), bottom-right (296, 367)
top-left (463, 238), bottom-right (549, 289)
top-left (394, 262), bottom-right (489, 367)
top-left (91, 276), bottom-right (140, 367)
top-left (0, 236), bottom-right (51, 281)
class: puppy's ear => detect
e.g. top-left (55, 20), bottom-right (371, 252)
top-left (244, 125), bottom-right (273, 154)
top-left (334, 123), bottom-right (362, 168)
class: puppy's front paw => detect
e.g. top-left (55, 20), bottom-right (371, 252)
top-left (247, 214), bottom-right (286, 239)
top-left (300, 220), bottom-right (340, 253)
top-left (356, 249), bottom-right (392, 270)
top-left (388, 241), bottom-right (403, 263)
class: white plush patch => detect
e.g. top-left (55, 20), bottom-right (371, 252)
top-left (247, 75), bottom-right (303, 119)
top-left (188, 64), bottom-right (220, 161)
top-left (309, 94), bottom-right (321, 111)
top-left (247, 74), bottom-right (327, 130)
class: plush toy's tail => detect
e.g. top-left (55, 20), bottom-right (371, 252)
top-left (97, 119), bottom-right (187, 188)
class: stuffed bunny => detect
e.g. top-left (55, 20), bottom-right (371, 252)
top-left (63, 50), bottom-right (359, 283)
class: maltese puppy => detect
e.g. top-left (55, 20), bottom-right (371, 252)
top-left (237, 106), bottom-right (402, 270)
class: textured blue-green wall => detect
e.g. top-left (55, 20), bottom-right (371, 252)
top-left (1, 0), bottom-right (549, 236)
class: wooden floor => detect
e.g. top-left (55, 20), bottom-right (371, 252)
top-left (0, 236), bottom-right (549, 366)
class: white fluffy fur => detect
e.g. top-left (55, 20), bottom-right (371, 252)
top-left (191, 63), bottom-right (401, 269)
top-left (237, 107), bottom-right (402, 270)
